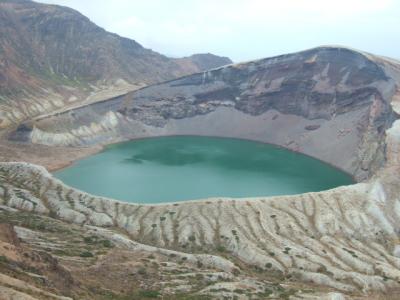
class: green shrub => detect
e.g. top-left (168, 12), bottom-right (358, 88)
top-left (102, 239), bottom-right (113, 248)
top-left (79, 251), bottom-right (94, 258)
top-left (217, 245), bottom-right (226, 252)
top-left (138, 267), bottom-right (147, 275)
top-left (138, 290), bottom-right (160, 298)
top-left (83, 236), bottom-right (95, 244)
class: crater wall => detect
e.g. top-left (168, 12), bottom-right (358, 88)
top-left (2, 46), bottom-right (400, 298)
top-left (11, 47), bottom-right (399, 181)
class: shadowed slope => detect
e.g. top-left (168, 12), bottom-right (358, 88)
top-left (0, 0), bottom-right (231, 127)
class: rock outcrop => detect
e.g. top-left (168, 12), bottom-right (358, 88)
top-left (0, 0), bottom-right (231, 128)
top-left (1, 102), bottom-right (400, 297)
top-left (2, 46), bottom-right (400, 298)
top-left (14, 46), bottom-right (399, 180)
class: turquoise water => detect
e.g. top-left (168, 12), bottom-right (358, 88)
top-left (55, 136), bottom-right (354, 203)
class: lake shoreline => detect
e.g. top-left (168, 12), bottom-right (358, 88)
top-left (55, 136), bottom-right (355, 203)
top-left (51, 134), bottom-right (357, 183)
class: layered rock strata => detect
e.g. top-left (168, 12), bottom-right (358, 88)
top-left (13, 47), bottom-right (399, 181)
top-left (2, 46), bottom-right (400, 299)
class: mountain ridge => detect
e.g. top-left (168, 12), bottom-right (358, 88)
top-left (12, 46), bottom-right (399, 181)
top-left (1, 45), bottom-right (400, 299)
top-left (2, 1), bottom-right (400, 299)
top-left (0, 0), bottom-right (232, 128)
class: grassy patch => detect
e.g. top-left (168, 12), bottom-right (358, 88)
top-left (216, 245), bottom-right (226, 252)
top-left (79, 251), bottom-right (94, 258)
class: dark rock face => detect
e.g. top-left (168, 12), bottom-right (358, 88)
top-left (12, 46), bottom-right (399, 180)
top-left (0, 0), bottom-right (231, 125)
top-left (118, 47), bottom-right (391, 126)
top-left (8, 123), bottom-right (32, 142)
top-left (305, 125), bottom-right (320, 130)
top-left (0, 0), bottom-right (231, 87)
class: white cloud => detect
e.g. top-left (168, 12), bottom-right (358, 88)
top-left (38, 0), bottom-right (400, 61)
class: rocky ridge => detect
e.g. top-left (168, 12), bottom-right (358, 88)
top-left (0, 0), bottom-right (232, 128)
top-left (14, 46), bottom-right (399, 181)
top-left (0, 104), bottom-right (399, 298)
top-left (1, 46), bottom-right (400, 299)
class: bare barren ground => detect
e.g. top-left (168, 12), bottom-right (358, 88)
top-left (1, 209), bottom-right (399, 300)
top-left (1, 48), bottom-right (400, 299)
top-left (0, 137), bottom-right (101, 172)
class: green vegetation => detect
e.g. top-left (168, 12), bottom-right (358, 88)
top-left (80, 251), bottom-right (94, 258)
top-left (0, 210), bottom-right (70, 234)
top-left (137, 290), bottom-right (160, 298)
top-left (137, 267), bottom-right (147, 275)
top-left (99, 289), bottom-right (215, 300)
top-left (83, 235), bottom-right (114, 248)
top-left (102, 239), bottom-right (113, 248)
top-left (0, 210), bottom-right (116, 260)
top-left (216, 245), bottom-right (226, 252)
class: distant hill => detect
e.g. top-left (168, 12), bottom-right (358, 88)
top-left (0, 0), bottom-right (231, 128)
top-left (174, 53), bottom-right (232, 74)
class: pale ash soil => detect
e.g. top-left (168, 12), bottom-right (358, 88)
top-left (0, 139), bottom-right (100, 171)
top-left (0, 47), bottom-right (400, 299)
top-left (17, 46), bottom-right (399, 181)
top-left (0, 105), bottom-right (399, 299)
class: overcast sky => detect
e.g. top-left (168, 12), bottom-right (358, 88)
top-left (38, 0), bottom-right (400, 62)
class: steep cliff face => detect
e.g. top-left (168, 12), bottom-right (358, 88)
top-left (0, 0), bottom-right (231, 128)
top-left (15, 46), bottom-right (399, 180)
top-left (1, 106), bottom-right (400, 298)
top-left (2, 47), bottom-right (400, 299)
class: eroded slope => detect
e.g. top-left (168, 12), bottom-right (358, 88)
top-left (15, 46), bottom-right (399, 180)
top-left (2, 46), bottom-right (400, 299)
top-left (0, 117), bottom-right (399, 298)
top-left (0, 0), bottom-right (231, 128)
